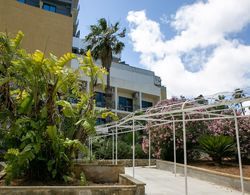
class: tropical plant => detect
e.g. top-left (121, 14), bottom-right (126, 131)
top-left (92, 132), bottom-right (148, 160)
top-left (85, 18), bottom-right (126, 108)
top-left (198, 135), bottom-right (236, 165)
top-left (80, 172), bottom-right (87, 186)
top-left (207, 116), bottom-right (250, 161)
top-left (0, 31), bottom-right (109, 184)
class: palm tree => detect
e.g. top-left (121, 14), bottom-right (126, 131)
top-left (85, 18), bottom-right (126, 109)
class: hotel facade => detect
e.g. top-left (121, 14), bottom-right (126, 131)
top-left (0, 0), bottom-right (167, 122)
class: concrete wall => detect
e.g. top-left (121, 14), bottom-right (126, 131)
top-left (0, 174), bottom-right (145, 195)
top-left (71, 59), bottom-right (163, 97)
top-left (96, 159), bottom-right (156, 167)
top-left (156, 160), bottom-right (250, 193)
top-left (0, 185), bottom-right (138, 195)
top-left (119, 174), bottom-right (145, 195)
top-left (110, 62), bottom-right (161, 96)
top-left (73, 164), bottom-right (125, 183)
top-left (0, 164), bottom-right (145, 195)
top-left (161, 86), bottom-right (167, 100)
top-left (71, 56), bottom-right (166, 111)
top-left (0, 0), bottom-right (73, 56)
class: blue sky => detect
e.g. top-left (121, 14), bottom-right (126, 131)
top-left (79, 0), bottom-right (196, 67)
top-left (78, 0), bottom-right (250, 97)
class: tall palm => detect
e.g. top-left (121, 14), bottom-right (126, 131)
top-left (85, 18), bottom-right (126, 109)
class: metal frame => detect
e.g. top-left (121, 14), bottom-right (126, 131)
top-left (92, 90), bottom-right (250, 195)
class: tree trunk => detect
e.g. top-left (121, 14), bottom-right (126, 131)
top-left (105, 69), bottom-right (113, 109)
top-left (101, 50), bottom-right (113, 110)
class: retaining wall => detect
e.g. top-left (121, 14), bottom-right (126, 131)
top-left (0, 164), bottom-right (145, 195)
top-left (98, 159), bottom-right (156, 167)
top-left (156, 160), bottom-right (250, 193)
top-left (74, 164), bottom-right (124, 183)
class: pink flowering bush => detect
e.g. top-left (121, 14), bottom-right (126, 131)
top-left (143, 98), bottom-right (250, 162)
top-left (207, 115), bottom-right (250, 160)
top-left (143, 98), bottom-right (209, 162)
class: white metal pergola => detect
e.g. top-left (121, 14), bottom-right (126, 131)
top-left (90, 90), bottom-right (250, 195)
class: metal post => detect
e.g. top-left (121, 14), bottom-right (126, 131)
top-left (132, 116), bottom-right (135, 178)
top-left (173, 119), bottom-right (176, 176)
top-left (112, 130), bottom-right (114, 165)
top-left (233, 110), bottom-right (245, 195)
top-left (90, 137), bottom-right (93, 161)
top-left (88, 137), bottom-right (91, 161)
top-left (182, 102), bottom-right (188, 195)
top-left (149, 129), bottom-right (151, 167)
top-left (115, 123), bottom-right (118, 165)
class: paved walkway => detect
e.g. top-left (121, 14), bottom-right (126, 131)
top-left (125, 167), bottom-right (248, 195)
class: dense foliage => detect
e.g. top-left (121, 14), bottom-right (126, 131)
top-left (143, 96), bottom-right (250, 164)
top-left (0, 31), bottom-right (108, 184)
top-left (93, 132), bottom-right (148, 160)
top-left (198, 135), bottom-right (236, 164)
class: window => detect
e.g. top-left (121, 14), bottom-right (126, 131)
top-left (96, 118), bottom-right (106, 125)
top-left (17, 0), bottom-right (40, 7)
top-left (17, 0), bottom-right (26, 3)
top-left (42, 3), bottom-right (56, 13)
top-left (119, 97), bottom-right (133, 112)
top-left (95, 92), bottom-right (106, 108)
top-left (142, 100), bottom-right (153, 108)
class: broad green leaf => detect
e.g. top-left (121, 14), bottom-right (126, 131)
top-left (56, 100), bottom-right (75, 117)
top-left (18, 95), bottom-right (33, 114)
top-left (46, 126), bottom-right (57, 140)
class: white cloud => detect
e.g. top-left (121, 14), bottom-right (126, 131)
top-left (127, 0), bottom-right (250, 97)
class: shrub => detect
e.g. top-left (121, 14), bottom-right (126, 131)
top-left (198, 135), bottom-right (236, 165)
top-left (93, 132), bottom-right (148, 160)
top-left (144, 98), bottom-right (209, 161)
top-left (208, 117), bottom-right (250, 161)
top-left (0, 32), bottom-right (108, 184)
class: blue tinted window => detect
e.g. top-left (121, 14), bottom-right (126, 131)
top-left (42, 3), bottom-right (56, 13)
top-left (95, 92), bottom-right (106, 107)
top-left (119, 97), bottom-right (133, 112)
top-left (17, 0), bottom-right (26, 3)
top-left (142, 101), bottom-right (153, 108)
top-left (96, 118), bottom-right (106, 125)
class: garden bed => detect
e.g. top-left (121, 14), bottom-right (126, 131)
top-left (0, 164), bottom-right (145, 195)
top-left (190, 161), bottom-right (250, 178)
top-left (74, 159), bottom-right (156, 167)
top-left (156, 160), bottom-right (250, 193)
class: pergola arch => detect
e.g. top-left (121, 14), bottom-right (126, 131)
top-left (92, 90), bottom-right (250, 195)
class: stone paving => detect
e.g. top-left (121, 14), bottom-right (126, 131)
top-left (125, 167), bottom-right (249, 195)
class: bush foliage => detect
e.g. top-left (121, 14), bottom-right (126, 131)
top-left (0, 31), bottom-right (108, 184)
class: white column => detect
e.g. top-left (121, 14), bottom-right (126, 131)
top-left (90, 137), bottom-right (93, 161)
top-left (139, 92), bottom-right (142, 110)
top-left (233, 110), bottom-right (245, 195)
top-left (115, 87), bottom-right (119, 113)
top-left (173, 119), bottom-right (176, 176)
top-left (132, 116), bottom-right (135, 178)
top-left (115, 123), bottom-right (118, 165)
top-left (88, 137), bottom-right (91, 161)
top-left (149, 129), bottom-right (151, 167)
top-left (112, 130), bottom-right (114, 165)
top-left (182, 102), bottom-right (188, 195)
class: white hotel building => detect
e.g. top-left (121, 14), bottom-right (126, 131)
top-left (72, 37), bottom-right (167, 122)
